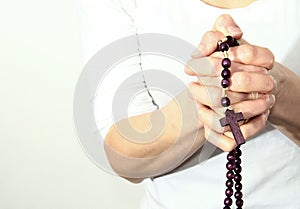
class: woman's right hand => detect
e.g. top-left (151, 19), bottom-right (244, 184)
top-left (185, 14), bottom-right (276, 151)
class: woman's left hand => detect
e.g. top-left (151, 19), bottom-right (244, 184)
top-left (185, 14), bottom-right (277, 150)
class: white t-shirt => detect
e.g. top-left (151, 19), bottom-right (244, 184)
top-left (78, 0), bottom-right (300, 208)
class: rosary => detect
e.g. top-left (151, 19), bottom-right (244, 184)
top-left (217, 36), bottom-right (245, 209)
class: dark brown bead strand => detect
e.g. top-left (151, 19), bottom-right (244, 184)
top-left (217, 36), bottom-right (245, 209)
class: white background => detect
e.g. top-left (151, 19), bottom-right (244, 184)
top-left (0, 0), bottom-right (144, 208)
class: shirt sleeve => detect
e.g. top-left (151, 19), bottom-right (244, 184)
top-left (77, 0), bottom-right (159, 139)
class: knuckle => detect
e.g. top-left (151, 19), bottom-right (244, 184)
top-left (264, 47), bottom-right (275, 69)
top-left (207, 87), bottom-right (222, 107)
top-left (217, 126), bottom-right (226, 134)
top-left (221, 141), bottom-right (236, 152)
top-left (233, 72), bottom-right (250, 90)
top-left (204, 127), bottom-right (210, 139)
top-left (217, 14), bottom-right (232, 24)
top-left (239, 44), bottom-right (255, 63)
top-left (255, 97), bottom-right (269, 111)
top-left (266, 75), bottom-right (276, 92)
top-left (203, 30), bottom-right (216, 41)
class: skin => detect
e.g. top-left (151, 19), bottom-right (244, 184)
top-left (104, 3), bottom-right (300, 183)
top-left (201, 0), bottom-right (257, 9)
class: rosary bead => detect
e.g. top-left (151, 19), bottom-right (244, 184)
top-left (221, 97), bottom-right (231, 107)
top-left (221, 68), bottom-right (231, 79)
top-left (233, 148), bottom-right (242, 157)
top-left (224, 197), bottom-right (233, 206)
top-left (236, 199), bottom-right (244, 207)
top-left (233, 38), bottom-right (240, 47)
top-left (235, 182), bottom-right (243, 190)
top-left (226, 179), bottom-right (234, 187)
top-left (225, 36), bottom-right (234, 47)
top-left (234, 165), bottom-right (242, 173)
top-left (219, 42), bottom-right (230, 52)
top-left (226, 162), bottom-right (235, 170)
top-left (225, 188), bottom-right (234, 197)
top-left (234, 158), bottom-right (241, 165)
top-left (235, 191), bottom-right (243, 199)
top-left (222, 58), bottom-right (231, 68)
top-left (226, 171), bottom-right (235, 180)
top-left (226, 36), bottom-right (233, 41)
top-left (221, 79), bottom-right (230, 88)
top-left (223, 206), bottom-right (231, 209)
top-left (234, 173), bottom-right (242, 182)
top-left (227, 153), bottom-right (235, 162)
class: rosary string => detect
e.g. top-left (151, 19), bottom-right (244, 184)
top-left (217, 36), bottom-right (245, 209)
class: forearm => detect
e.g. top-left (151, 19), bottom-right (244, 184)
top-left (104, 89), bottom-right (205, 182)
top-left (269, 62), bottom-right (300, 144)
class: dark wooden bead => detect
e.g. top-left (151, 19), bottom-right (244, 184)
top-left (234, 158), bottom-right (241, 165)
top-left (221, 79), bottom-right (230, 88)
top-left (222, 58), bottom-right (231, 68)
top-left (234, 165), bottom-right (242, 173)
top-left (227, 171), bottom-right (235, 180)
top-left (227, 153), bottom-right (235, 162)
top-left (226, 179), bottom-right (234, 187)
top-left (224, 197), bottom-right (233, 206)
top-left (225, 188), bottom-right (234, 197)
top-left (221, 97), bottom-right (231, 107)
top-left (233, 38), bottom-right (240, 46)
top-left (219, 42), bottom-right (230, 52)
top-left (235, 191), bottom-right (243, 199)
top-left (236, 199), bottom-right (244, 207)
top-left (234, 173), bottom-right (242, 182)
top-left (226, 162), bottom-right (235, 170)
top-left (235, 182), bottom-right (243, 190)
top-left (233, 148), bottom-right (242, 157)
top-left (221, 68), bottom-right (231, 79)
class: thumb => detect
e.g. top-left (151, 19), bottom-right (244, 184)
top-left (213, 14), bottom-right (243, 39)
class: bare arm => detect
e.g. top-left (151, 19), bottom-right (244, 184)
top-left (104, 90), bottom-right (205, 183)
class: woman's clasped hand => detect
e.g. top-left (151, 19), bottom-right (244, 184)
top-left (185, 14), bottom-right (276, 151)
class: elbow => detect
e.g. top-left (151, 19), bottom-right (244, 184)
top-left (104, 127), bottom-right (147, 183)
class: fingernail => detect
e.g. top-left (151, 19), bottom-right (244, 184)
top-left (264, 110), bottom-right (270, 121)
top-left (269, 94), bottom-right (276, 108)
top-left (227, 26), bottom-right (243, 36)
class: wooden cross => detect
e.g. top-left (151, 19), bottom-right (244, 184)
top-left (219, 109), bottom-right (245, 146)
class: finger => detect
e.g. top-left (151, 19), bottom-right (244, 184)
top-left (206, 110), bottom-right (270, 152)
top-left (191, 14), bottom-right (244, 58)
top-left (188, 82), bottom-right (222, 108)
top-left (185, 56), bottom-right (214, 76)
top-left (213, 14), bottom-right (243, 40)
top-left (197, 77), bottom-right (219, 86)
top-left (191, 30), bottom-right (225, 57)
top-left (189, 82), bottom-right (255, 109)
top-left (212, 43), bottom-right (275, 70)
top-left (230, 71), bottom-right (276, 93)
top-left (198, 95), bottom-right (275, 133)
top-left (197, 103), bottom-right (228, 133)
top-left (224, 110), bottom-right (270, 140)
top-left (185, 57), bottom-right (267, 77)
top-left (231, 94), bottom-right (275, 119)
top-left (204, 125), bottom-right (236, 152)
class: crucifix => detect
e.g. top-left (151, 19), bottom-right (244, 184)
top-left (219, 109), bottom-right (245, 146)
